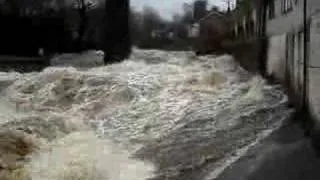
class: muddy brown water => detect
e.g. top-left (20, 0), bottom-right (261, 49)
top-left (0, 49), bottom-right (292, 180)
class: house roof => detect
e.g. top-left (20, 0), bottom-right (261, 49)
top-left (196, 9), bottom-right (232, 24)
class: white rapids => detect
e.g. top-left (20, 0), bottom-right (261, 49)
top-left (0, 49), bottom-right (293, 180)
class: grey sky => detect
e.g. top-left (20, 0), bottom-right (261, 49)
top-left (131, 0), bottom-right (234, 20)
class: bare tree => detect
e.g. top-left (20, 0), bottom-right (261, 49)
top-left (130, 9), bottom-right (143, 44)
top-left (222, 0), bottom-right (233, 12)
top-left (72, 0), bottom-right (96, 51)
top-left (103, 0), bottom-right (131, 63)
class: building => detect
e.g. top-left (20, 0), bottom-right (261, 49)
top-left (193, 0), bottom-right (208, 22)
top-left (256, 0), bottom-right (320, 134)
top-left (263, 0), bottom-right (305, 105)
top-left (193, 9), bottom-right (233, 54)
top-left (188, 23), bottom-right (200, 38)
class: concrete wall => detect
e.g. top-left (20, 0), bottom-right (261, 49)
top-left (266, 34), bottom-right (287, 82)
top-left (228, 0), bottom-right (320, 137)
top-left (266, 31), bottom-right (304, 108)
top-left (289, 32), bottom-right (304, 107)
top-left (265, 0), bottom-right (304, 99)
top-left (308, 13), bottom-right (320, 124)
top-left (265, 0), bottom-right (320, 123)
top-left (267, 32), bottom-right (306, 106)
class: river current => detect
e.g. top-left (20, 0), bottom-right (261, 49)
top-left (0, 49), bottom-right (293, 180)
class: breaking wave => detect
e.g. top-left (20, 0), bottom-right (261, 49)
top-left (0, 49), bottom-right (292, 180)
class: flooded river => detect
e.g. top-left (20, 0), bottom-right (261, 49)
top-left (0, 49), bottom-right (293, 180)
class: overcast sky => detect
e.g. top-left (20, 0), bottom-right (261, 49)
top-left (131, 0), bottom-right (235, 20)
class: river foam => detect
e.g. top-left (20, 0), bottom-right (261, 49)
top-left (0, 49), bottom-right (293, 180)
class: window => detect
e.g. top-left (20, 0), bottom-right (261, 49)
top-left (281, 0), bottom-right (295, 14)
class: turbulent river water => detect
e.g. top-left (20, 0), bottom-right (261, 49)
top-left (0, 49), bottom-right (293, 180)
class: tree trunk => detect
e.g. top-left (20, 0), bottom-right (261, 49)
top-left (77, 0), bottom-right (87, 51)
top-left (103, 0), bottom-right (131, 64)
